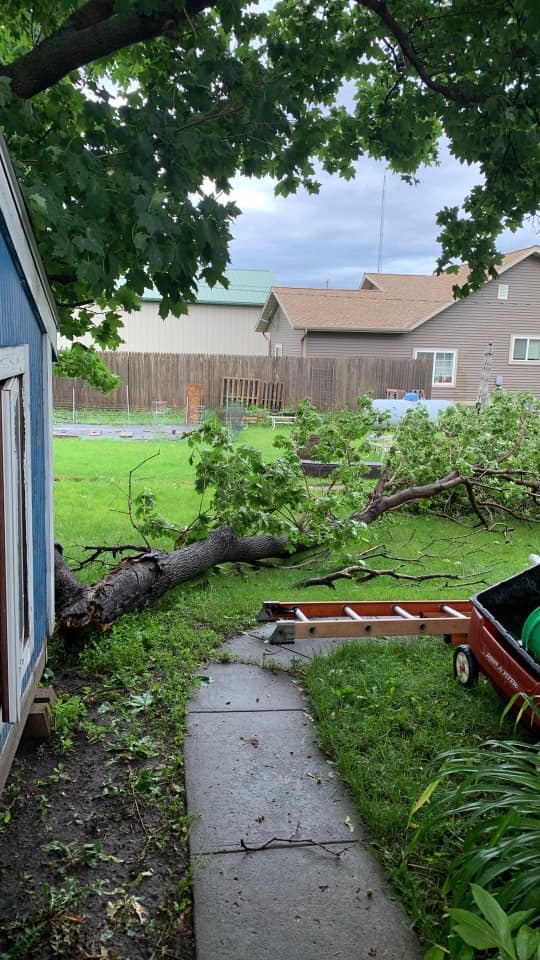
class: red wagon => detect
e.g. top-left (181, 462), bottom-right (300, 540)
top-left (257, 563), bottom-right (540, 727)
top-left (462, 563), bottom-right (540, 720)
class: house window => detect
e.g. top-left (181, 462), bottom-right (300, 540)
top-left (274, 343), bottom-right (283, 357)
top-left (414, 349), bottom-right (457, 386)
top-left (0, 361), bottom-right (30, 724)
top-left (498, 284), bottom-right (509, 300)
top-left (511, 337), bottom-right (540, 362)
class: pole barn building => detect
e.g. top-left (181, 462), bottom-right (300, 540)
top-left (0, 136), bottom-right (57, 791)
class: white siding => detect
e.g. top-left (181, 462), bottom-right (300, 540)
top-left (59, 303), bottom-right (269, 356)
top-left (115, 303), bottom-right (267, 356)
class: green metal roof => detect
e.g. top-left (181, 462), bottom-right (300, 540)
top-left (143, 269), bottom-right (277, 306)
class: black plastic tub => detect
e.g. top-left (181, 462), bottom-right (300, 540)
top-left (471, 563), bottom-right (540, 680)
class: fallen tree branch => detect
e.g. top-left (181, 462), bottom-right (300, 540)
top-left (297, 565), bottom-right (490, 590)
top-left (74, 544), bottom-right (148, 570)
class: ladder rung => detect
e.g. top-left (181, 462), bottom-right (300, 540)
top-left (440, 604), bottom-right (468, 619)
top-left (343, 605), bottom-right (362, 621)
top-left (392, 604), bottom-right (417, 620)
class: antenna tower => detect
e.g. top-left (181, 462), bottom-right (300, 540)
top-left (377, 169), bottom-right (386, 272)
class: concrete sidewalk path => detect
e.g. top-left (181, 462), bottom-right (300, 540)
top-left (184, 626), bottom-right (423, 960)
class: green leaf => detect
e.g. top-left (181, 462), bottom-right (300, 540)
top-left (470, 884), bottom-right (514, 955)
top-left (448, 909), bottom-right (501, 951)
top-left (516, 926), bottom-right (540, 960)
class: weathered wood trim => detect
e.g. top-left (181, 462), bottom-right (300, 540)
top-left (0, 640), bottom-right (47, 795)
top-left (0, 136), bottom-right (58, 348)
top-left (0, 346), bottom-right (35, 719)
top-left (43, 336), bottom-right (55, 636)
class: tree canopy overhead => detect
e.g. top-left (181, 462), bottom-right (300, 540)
top-left (1, 1), bottom-right (538, 375)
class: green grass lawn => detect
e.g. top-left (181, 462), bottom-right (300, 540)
top-left (52, 432), bottom-right (540, 948)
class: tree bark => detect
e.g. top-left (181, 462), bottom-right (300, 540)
top-left (55, 525), bottom-right (290, 630)
top-left (2, 1), bottom-right (213, 99)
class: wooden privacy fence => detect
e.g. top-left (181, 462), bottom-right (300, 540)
top-left (53, 352), bottom-right (432, 414)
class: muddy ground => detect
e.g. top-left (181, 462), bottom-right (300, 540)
top-left (0, 670), bottom-right (195, 960)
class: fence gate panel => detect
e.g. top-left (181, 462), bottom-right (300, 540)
top-left (260, 381), bottom-right (284, 411)
top-left (221, 377), bottom-right (260, 407)
top-left (310, 366), bottom-right (336, 409)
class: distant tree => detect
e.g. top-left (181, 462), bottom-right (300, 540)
top-left (1, 1), bottom-right (538, 384)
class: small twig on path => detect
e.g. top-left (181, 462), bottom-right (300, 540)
top-left (240, 832), bottom-right (357, 859)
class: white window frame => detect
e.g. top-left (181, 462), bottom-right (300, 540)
top-left (497, 284), bottom-right (509, 301)
top-left (509, 336), bottom-right (540, 363)
top-left (414, 348), bottom-right (457, 387)
top-left (274, 343), bottom-right (283, 357)
top-left (0, 345), bottom-right (34, 723)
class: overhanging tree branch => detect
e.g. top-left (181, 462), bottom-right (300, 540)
top-left (358, 0), bottom-right (492, 105)
top-left (2, 0), bottom-right (213, 99)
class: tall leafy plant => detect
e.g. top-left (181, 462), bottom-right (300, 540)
top-left (410, 738), bottom-right (540, 958)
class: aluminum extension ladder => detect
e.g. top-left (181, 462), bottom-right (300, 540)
top-left (257, 599), bottom-right (472, 645)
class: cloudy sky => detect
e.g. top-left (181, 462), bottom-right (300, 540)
top-left (227, 143), bottom-right (539, 288)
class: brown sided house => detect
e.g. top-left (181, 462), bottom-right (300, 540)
top-left (256, 246), bottom-right (540, 402)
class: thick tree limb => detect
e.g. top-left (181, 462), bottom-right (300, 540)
top-left (55, 525), bottom-right (290, 630)
top-left (2, 1), bottom-right (213, 99)
top-left (354, 471), bottom-right (463, 523)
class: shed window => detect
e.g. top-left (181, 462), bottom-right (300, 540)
top-left (274, 343), bottom-right (283, 357)
top-left (0, 375), bottom-right (29, 723)
top-left (511, 337), bottom-right (540, 362)
top-left (498, 284), bottom-right (509, 301)
top-left (414, 350), bottom-right (457, 386)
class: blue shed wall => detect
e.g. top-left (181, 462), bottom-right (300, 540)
top-left (0, 225), bottom-right (49, 721)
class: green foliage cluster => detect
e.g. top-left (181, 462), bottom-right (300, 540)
top-left (387, 391), bottom-right (540, 521)
top-left (0, 2), bottom-right (538, 383)
top-left (134, 397), bottom-right (388, 547)
top-left (411, 738), bottom-right (540, 958)
top-left (131, 392), bottom-right (540, 553)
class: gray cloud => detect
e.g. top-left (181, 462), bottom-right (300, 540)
top-left (228, 144), bottom-right (539, 286)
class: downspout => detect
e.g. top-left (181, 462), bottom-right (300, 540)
top-left (262, 330), bottom-right (271, 357)
top-left (300, 329), bottom-right (307, 358)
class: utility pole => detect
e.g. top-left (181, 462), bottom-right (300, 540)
top-left (476, 342), bottom-right (494, 412)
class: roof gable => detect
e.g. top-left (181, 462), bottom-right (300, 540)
top-left (259, 247), bottom-right (540, 334)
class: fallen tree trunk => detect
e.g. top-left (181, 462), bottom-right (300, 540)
top-left (54, 462), bottom-right (539, 634)
top-left (52, 471), bottom-right (473, 632)
top-left (55, 526), bottom-right (289, 630)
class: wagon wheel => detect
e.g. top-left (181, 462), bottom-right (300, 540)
top-left (453, 644), bottom-right (479, 688)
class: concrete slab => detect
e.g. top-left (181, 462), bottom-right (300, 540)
top-left (222, 627), bottom-right (361, 668)
top-left (189, 662), bottom-right (304, 712)
top-left (192, 845), bottom-right (422, 960)
top-left (185, 710), bottom-right (365, 853)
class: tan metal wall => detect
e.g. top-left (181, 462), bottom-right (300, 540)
top-left (117, 302), bottom-right (268, 356)
top-left (303, 258), bottom-right (540, 401)
top-left (58, 302), bottom-right (269, 357)
top-left (53, 352), bottom-right (432, 413)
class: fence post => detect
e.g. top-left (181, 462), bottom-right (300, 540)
top-left (126, 384), bottom-right (130, 424)
top-left (72, 385), bottom-right (76, 424)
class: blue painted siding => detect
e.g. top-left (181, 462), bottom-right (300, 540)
top-left (0, 227), bottom-right (49, 690)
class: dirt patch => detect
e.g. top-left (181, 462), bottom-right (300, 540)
top-left (0, 670), bottom-right (195, 960)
